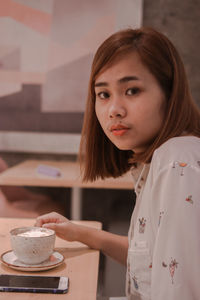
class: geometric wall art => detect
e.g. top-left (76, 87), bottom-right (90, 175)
top-left (0, 0), bottom-right (143, 147)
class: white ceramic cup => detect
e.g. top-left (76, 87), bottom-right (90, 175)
top-left (10, 227), bottom-right (55, 265)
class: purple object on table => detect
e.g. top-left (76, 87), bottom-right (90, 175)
top-left (37, 164), bottom-right (62, 177)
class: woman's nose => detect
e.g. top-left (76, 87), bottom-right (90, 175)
top-left (109, 99), bottom-right (126, 118)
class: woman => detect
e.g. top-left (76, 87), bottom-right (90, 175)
top-left (35, 27), bottom-right (200, 299)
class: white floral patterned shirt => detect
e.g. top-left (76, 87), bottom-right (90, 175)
top-left (126, 136), bottom-right (200, 300)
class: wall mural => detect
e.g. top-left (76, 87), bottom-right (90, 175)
top-left (0, 0), bottom-right (142, 148)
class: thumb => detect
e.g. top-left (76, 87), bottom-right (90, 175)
top-left (42, 222), bottom-right (68, 240)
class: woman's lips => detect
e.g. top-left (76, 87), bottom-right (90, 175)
top-left (110, 124), bottom-right (130, 136)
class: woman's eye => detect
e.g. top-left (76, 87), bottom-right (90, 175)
top-left (126, 87), bottom-right (140, 96)
top-left (97, 92), bottom-right (110, 99)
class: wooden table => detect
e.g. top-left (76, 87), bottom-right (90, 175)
top-left (0, 160), bottom-right (134, 220)
top-left (0, 217), bottom-right (102, 300)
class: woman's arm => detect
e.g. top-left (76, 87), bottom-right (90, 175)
top-left (35, 212), bottom-right (128, 265)
top-left (77, 225), bottom-right (128, 265)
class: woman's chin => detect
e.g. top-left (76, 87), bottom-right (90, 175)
top-left (114, 143), bottom-right (134, 151)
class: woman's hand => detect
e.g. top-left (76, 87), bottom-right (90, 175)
top-left (35, 212), bottom-right (79, 241)
top-left (35, 211), bottom-right (128, 265)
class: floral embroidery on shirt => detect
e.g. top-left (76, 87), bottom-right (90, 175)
top-left (169, 258), bottom-right (178, 284)
top-left (172, 161), bottom-right (187, 176)
top-left (132, 275), bottom-right (139, 290)
top-left (136, 184), bottom-right (142, 194)
top-left (185, 195), bottom-right (193, 204)
top-left (139, 218), bottom-right (146, 233)
top-left (162, 258), bottom-right (178, 284)
top-left (158, 211), bottom-right (164, 226)
top-left (149, 263), bottom-right (152, 268)
top-left (162, 261), bottom-right (167, 267)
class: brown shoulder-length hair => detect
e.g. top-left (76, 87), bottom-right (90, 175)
top-left (79, 27), bottom-right (200, 181)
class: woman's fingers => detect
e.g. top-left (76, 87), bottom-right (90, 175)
top-left (35, 212), bottom-right (65, 227)
top-left (34, 212), bottom-right (77, 242)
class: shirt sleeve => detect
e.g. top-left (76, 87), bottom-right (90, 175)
top-left (150, 161), bottom-right (200, 300)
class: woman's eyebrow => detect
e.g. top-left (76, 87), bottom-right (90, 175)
top-left (118, 76), bottom-right (140, 83)
top-left (94, 81), bottom-right (108, 87)
top-left (94, 76), bottom-right (140, 87)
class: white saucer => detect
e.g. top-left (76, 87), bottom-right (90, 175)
top-left (1, 250), bottom-right (64, 272)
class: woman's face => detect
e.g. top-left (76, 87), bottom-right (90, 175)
top-left (94, 52), bottom-right (166, 153)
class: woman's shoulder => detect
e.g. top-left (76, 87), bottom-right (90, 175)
top-left (152, 136), bottom-right (200, 169)
top-left (156, 136), bottom-right (200, 153)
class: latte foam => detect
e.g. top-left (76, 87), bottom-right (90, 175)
top-left (17, 230), bottom-right (51, 237)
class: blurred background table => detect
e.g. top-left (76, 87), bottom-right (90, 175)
top-left (0, 217), bottom-right (102, 300)
top-left (0, 160), bottom-right (134, 220)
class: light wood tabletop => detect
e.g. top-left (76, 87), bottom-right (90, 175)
top-left (0, 159), bottom-right (134, 190)
top-left (0, 217), bottom-right (102, 300)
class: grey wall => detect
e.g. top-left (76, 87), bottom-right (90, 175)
top-left (143, 0), bottom-right (200, 106)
